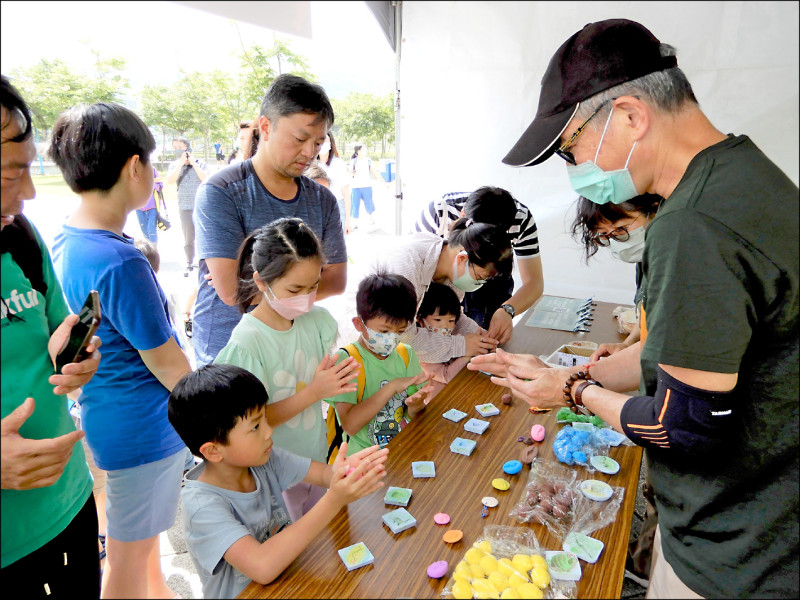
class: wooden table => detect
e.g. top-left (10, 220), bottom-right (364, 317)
top-left (240, 297), bottom-right (642, 599)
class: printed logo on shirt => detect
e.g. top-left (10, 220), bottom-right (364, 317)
top-left (368, 380), bottom-right (409, 448)
top-left (1, 286), bottom-right (39, 327)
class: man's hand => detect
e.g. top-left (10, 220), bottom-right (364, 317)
top-left (467, 347), bottom-right (548, 378)
top-left (492, 363), bottom-right (569, 409)
top-left (47, 314), bottom-right (102, 396)
top-left (486, 308), bottom-right (514, 344)
top-left (1, 398), bottom-right (85, 490)
top-left (590, 342), bottom-right (629, 362)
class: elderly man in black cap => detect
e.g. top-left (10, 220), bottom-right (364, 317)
top-left (470, 18), bottom-right (798, 599)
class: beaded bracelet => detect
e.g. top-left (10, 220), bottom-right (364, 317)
top-left (562, 370), bottom-right (589, 413)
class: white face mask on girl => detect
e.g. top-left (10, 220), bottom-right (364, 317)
top-left (360, 320), bottom-right (401, 356)
top-left (264, 285), bottom-right (316, 320)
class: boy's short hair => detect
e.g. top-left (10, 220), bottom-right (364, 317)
top-left (356, 271), bottom-right (418, 326)
top-left (168, 364), bottom-right (270, 457)
top-left (48, 102), bottom-right (156, 194)
top-left (304, 160), bottom-right (330, 185)
top-left (417, 282), bottom-right (461, 322)
top-left (135, 238), bottom-right (160, 273)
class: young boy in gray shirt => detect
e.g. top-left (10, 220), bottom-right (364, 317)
top-left (168, 364), bottom-right (388, 598)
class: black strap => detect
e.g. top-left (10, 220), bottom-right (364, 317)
top-left (0, 214), bottom-right (47, 297)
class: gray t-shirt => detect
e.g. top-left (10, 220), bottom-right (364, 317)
top-left (192, 159), bottom-right (347, 366)
top-left (181, 447), bottom-right (311, 599)
top-left (170, 158), bottom-right (209, 210)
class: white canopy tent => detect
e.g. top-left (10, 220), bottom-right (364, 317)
top-left (178, 1), bottom-right (799, 304)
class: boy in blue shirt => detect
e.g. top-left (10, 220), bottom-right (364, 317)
top-left (168, 364), bottom-right (388, 598)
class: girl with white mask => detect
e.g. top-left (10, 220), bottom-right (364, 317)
top-left (215, 217), bottom-right (361, 522)
top-left (570, 193), bottom-right (662, 359)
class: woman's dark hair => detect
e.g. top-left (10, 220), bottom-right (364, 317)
top-left (356, 270), bottom-right (418, 326)
top-left (135, 239), bottom-right (160, 273)
top-left (417, 282), bottom-right (461, 323)
top-left (322, 131), bottom-right (339, 166)
top-left (570, 194), bottom-right (662, 263)
top-left (243, 117), bottom-right (260, 160)
top-left (1, 75), bottom-right (33, 142)
top-left (351, 144), bottom-right (364, 160)
top-left (234, 218), bottom-right (326, 313)
top-left (168, 364), bottom-right (270, 457)
top-left (448, 218), bottom-right (514, 278)
top-left (48, 102), bottom-right (155, 194)
top-left (463, 187), bottom-right (519, 232)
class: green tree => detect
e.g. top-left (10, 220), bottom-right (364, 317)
top-left (9, 54), bottom-right (129, 136)
top-left (333, 92), bottom-right (395, 157)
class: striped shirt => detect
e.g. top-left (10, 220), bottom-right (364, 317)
top-left (413, 192), bottom-right (540, 259)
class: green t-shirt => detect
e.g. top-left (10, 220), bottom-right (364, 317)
top-left (325, 342), bottom-right (422, 456)
top-left (214, 307), bottom-right (338, 462)
top-left (1, 221), bottom-right (92, 568)
top-left (639, 135), bottom-right (799, 597)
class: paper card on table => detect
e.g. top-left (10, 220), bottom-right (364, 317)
top-left (475, 403), bottom-right (500, 417)
top-left (464, 418), bottom-right (490, 434)
top-left (442, 408), bottom-right (468, 422)
top-left (338, 542), bottom-right (375, 571)
top-left (545, 550), bottom-right (582, 581)
top-left (382, 507), bottom-right (417, 534)
top-left (572, 421), bottom-right (595, 432)
top-left (384, 486), bottom-right (413, 506)
top-left (412, 461), bottom-right (436, 478)
top-left (563, 532), bottom-right (604, 563)
top-left (450, 437), bottom-right (477, 456)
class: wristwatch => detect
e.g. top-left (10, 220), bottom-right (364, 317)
top-left (500, 304), bottom-right (515, 318)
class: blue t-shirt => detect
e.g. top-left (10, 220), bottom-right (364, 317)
top-left (52, 226), bottom-right (185, 471)
top-left (192, 159), bottom-right (347, 366)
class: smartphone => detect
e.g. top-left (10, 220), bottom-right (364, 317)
top-left (54, 290), bottom-right (101, 374)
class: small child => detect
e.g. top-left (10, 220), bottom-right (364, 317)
top-left (326, 272), bottom-right (434, 456)
top-left (214, 217), bottom-right (360, 522)
top-left (168, 364), bottom-right (388, 599)
top-left (416, 282), bottom-right (471, 392)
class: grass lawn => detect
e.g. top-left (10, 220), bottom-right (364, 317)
top-left (31, 173), bottom-right (179, 206)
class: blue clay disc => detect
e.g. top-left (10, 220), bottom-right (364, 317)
top-left (503, 460), bottom-right (523, 475)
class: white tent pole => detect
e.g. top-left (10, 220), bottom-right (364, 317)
top-left (393, 1), bottom-right (403, 235)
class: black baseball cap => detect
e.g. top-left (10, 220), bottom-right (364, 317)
top-left (502, 19), bottom-right (677, 167)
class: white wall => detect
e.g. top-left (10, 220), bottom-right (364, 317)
top-left (398, 1), bottom-right (799, 304)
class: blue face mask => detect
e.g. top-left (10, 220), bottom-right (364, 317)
top-left (452, 251), bottom-right (486, 292)
top-left (566, 106), bottom-right (638, 205)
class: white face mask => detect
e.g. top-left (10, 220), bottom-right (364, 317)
top-left (360, 320), bottom-right (401, 356)
top-left (608, 225), bottom-right (646, 263)
top-left (451, 251), bottom-right (486, 292)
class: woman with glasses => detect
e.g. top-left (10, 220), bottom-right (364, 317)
top-left (571, 193), bottom-right (662, 361)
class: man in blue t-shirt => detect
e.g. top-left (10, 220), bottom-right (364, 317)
top-left (193, 75), bottom-right (347, 366)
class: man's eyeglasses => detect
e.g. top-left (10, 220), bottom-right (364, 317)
top-left (592, 225), bottom-right (632, 246)
top-left (553, 100), bottom-right (612, 166)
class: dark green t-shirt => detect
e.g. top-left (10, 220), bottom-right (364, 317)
top-left (639, 135), bottom-right (799, 597)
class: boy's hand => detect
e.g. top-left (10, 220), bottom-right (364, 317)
top-left (405, 381), bottom-right (435, 419)
top-left (309, 355), bottom-right (360, 400)
top-left (392, 371), bottom-right (429, 395)
top-left (328, 442), bottom-right (387, 506)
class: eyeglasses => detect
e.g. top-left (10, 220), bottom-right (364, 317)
top-left (554, 100), bottom-right (612, 166)
top-left (592, 225), bottom-right (632, 246)
top-left (469, 261), bottom-right (488, 284)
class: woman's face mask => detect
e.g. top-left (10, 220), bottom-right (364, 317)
top-left (608, 224), bottom-right (646, 263)
top-left (451, 251), bottom-right (486, 292)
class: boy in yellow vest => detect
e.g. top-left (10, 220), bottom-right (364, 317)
top-left (325, 272), bottom-right (433, 458)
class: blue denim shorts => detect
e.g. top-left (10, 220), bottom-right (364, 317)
top-left (104, 449), bottom-right (184, 542)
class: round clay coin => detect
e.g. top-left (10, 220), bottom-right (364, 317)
top-left (503, 460), bottom-right (523, 475)
top-left (481, 496), bottom-right (499, 508)
top-left (590, 455), bottom-right (620, 475)
top-left (433, 512), bottom-right (451, 525)
top-left (579, 479), bottom-right (614, 502)
top-left (443, 529), bottom-right (463, 543)
top-left (492, 478), bottom-right (511, 491)
top-left (427, 560), bottom-right (448, 578)
top-left (530, 424), bottom-right (546, 442)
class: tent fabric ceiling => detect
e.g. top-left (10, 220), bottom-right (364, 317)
top-left (365, 1), bottom-right (396, 50)
top-left (170, 1), bottom-right (312, 39)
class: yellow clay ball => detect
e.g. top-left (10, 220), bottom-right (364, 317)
top-left (517, 583), bottom-right (544, 599)
top-left (465, 547), bottom-right (486, 564)
top-left (453, 570), bottom-right (471, 584)
top-left (500, 589), bottom-right (522, 599)
top-left (497, 559), bottom-right (516, 577)
top-left (530, 554), bottom-right (547, 570)
top-left (470, 563), bottom-right (487, 579)
top-left (507, 572), bottom-right (529, 588)
top-left (452, 580), bottom-right (473, 600)
top-left (530, 565), bottom-right (551, 589)
top-left (511, 554), bottom-right (534, 572)
top-left (471, 578), bottom-right (500, 600)
top-left (487, 571), bottom-right (509, 593)
top-left (479, 554), bottom-right (499, 573)
top-left (475, 540), bottom-right (493, 554)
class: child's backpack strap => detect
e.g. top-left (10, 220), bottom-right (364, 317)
top-left (325, 344), bottom-right (365, 464)
top-left (395, 343), bottom-right (411, 368)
